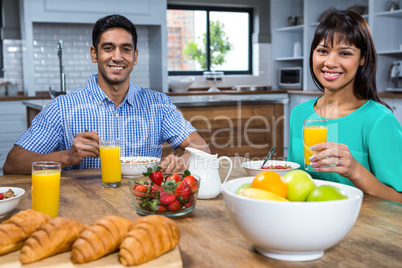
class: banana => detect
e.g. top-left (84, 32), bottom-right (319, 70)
top-left (238, 188), bottom-right (289, 202)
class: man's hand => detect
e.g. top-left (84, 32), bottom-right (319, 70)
top-left (67, 130), bottom-right (100, 166)
top-left (159, 154), bottom-right (187, 173)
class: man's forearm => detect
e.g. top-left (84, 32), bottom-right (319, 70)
top-left (3, 145), bottom-right (70, 175)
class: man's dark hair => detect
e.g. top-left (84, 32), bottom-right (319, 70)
top-left (92, 14), bottom-right (138, 52)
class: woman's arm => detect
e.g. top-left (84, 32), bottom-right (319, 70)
top-left (309, 142), bottom-right (402, 203)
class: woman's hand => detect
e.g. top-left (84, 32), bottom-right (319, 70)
top-left (308, 142), bottom-right (359, 179)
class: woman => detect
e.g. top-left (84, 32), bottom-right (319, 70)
top-left (287, 10), bottom-right (402, 202)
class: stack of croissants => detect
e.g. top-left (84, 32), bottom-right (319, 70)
top-left (0, 209), bottom-right (180, 266)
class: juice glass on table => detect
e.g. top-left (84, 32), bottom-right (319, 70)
top-left (32, 161), bottom-right (61, 217)
top-left (100, 140), bottom-right (121, 187)
top-left (303, 119), bottom-right (327, 170)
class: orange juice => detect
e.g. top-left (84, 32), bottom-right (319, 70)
top-left (100, 146), bottom-right (121, 185)
top-left (304, 126), bottom-right (327, 165)
top-left (32, 170), bottom-right (61, 217)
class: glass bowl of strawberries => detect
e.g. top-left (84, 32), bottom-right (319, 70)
top-left (128, 167), bottom-right (200, 217)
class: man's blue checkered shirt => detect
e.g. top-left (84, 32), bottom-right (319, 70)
top-left (16, 74), bottom-right (196, 170)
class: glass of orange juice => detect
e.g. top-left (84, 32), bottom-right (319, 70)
top-left (100, 140), bottom-right (121, 187)
top-left (32, 161), bottom-right (61, 217)
top-left (303, 119), bottom-right (327, 170)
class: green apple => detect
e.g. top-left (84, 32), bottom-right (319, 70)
top-left (283, 170), bottom-right (316, 201)
top-left (307, 185), bottom-right (348, 202)
top-left (236, 183), bottom-right (252, 195)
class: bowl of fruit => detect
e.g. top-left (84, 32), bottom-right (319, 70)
top-left (242, 160), bottom-right (300, 176)
top-left (222, 170), bottom-right (363, 261)
top-left (129, 167), bottom-right (200, 217)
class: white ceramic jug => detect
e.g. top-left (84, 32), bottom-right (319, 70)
top-left (186, 147), bottom-right (233, 199)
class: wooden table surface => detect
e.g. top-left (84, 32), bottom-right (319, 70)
top-left (0, 162), bottom-right (401, 268)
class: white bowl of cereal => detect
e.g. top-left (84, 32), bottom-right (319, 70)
top-left (0, 187), bottom-right (25, 218)
top-left (121, 157), bottom-right (161, 178)
top-left (242, 160), bottom-right (300, 176)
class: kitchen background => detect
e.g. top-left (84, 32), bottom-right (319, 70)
top-left (1, 0), bottom-right (402, 174)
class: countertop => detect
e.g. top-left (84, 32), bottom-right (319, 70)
top-left (22, 92), bottom-right (289, 111)
top-left (17, 89), bottom-right (402, 110)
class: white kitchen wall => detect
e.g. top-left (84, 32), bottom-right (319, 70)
top-left (2, 40), bottom-right (24, 91)
top-left (31, 23), bottom-right (151, 93)
top-left (3, 23), bottom-right (152, 94)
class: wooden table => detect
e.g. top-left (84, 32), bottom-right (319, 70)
top-left (0, 162), bottom-right (401, 268)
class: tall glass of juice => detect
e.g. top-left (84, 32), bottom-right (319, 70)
top-left (100, 140), bottom-right (121, 187)
top-left (32, 161), bottom-right (61, 217)
top-left (303, 119), bottom-right (327, 170)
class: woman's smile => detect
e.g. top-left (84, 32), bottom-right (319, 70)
top-left (322, 71), bottom-right (342, 80)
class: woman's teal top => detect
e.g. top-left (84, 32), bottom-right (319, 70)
top-left (287, 97), bottom-right (402, 192)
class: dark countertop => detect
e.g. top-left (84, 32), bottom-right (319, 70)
top-left (22, 92), bottom-right (290, 110)
top-left (5, 89), bottom-right (402, 104)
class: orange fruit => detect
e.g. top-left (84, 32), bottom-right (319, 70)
top-left (251, 171), bottom-right (288, 198)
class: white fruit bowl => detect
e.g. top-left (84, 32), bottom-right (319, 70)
top-left (242, 160), bottom-right (300, 176)
top-left (222, 177), bottom-right (363, 261)
top-left (0, 187), bottom-right (25, 218)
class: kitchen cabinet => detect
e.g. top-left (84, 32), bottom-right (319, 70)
top-left (271, 0), bottom-right (402, 92)
top-left (162, 103), bottom-right (285, 160)
top-left (21, 0), bottom-right (166, 25)
top-left (0, 101), bottom-right (27, 174)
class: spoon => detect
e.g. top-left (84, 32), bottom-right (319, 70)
top-left (261, 147), bottom-right (276, 168)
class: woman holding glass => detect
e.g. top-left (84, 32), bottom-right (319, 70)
top-left (287, 10), bottom-right (402, 203)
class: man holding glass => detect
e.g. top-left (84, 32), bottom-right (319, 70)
top-left (4, 14), bottom-right (210, 175)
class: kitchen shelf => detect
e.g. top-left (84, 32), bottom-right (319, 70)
top-left (375, 10), bottom-right (402, 17)
top-left (377, 50), bottom-right (402, 56)
top-left (274, 57), bottom-right (303, 61)
top-left (275, 25), bottom-right (304, 32)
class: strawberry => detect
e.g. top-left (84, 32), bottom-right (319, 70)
top-left (167, 199), bottom-right (181, 211)
top-left (149, 198), bottom-right (162, 212)
top-left (183, 175), bottom-right (199, 193)
top-left (184, 195), bottom-right (195, 208)
top-left (133, 184), bottom-right (148, 197)
top-left (143, 166), bottom-right (164, 185)
top-left (156, 205), bottom-right (167, 212)
top-left (274, 165), bottom-right (286, 169)
top-left (159, 192), bottom-right (176, 205)
top-left (149, 184), bottom-right (164, 198)
top-left (166, 172), bottom-right (181, 183)
top-left (175, 181), bottom-right (191, 200)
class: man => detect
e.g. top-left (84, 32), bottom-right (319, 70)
top-left (3, 14), bottom-right (209, 175)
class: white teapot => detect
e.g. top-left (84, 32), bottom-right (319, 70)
top-left (186, 147), bottom-right (233, 199)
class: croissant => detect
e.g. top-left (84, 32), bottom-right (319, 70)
top-left (71, 215), bottom-right (134, 264)
top-left (0, 209), bottom-right (50, 256)
top-left (20, 217), bottom-right (86, 264)
top-left (119, 215), bottom-right (181, 266)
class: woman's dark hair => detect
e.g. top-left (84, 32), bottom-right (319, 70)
top-left (309, 10), bottom-right (391, 110)
top-left (92, 14), bottom-right (138, 52)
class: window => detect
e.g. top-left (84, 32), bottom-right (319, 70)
top-left (167, 5), bottom-right (252, 75)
